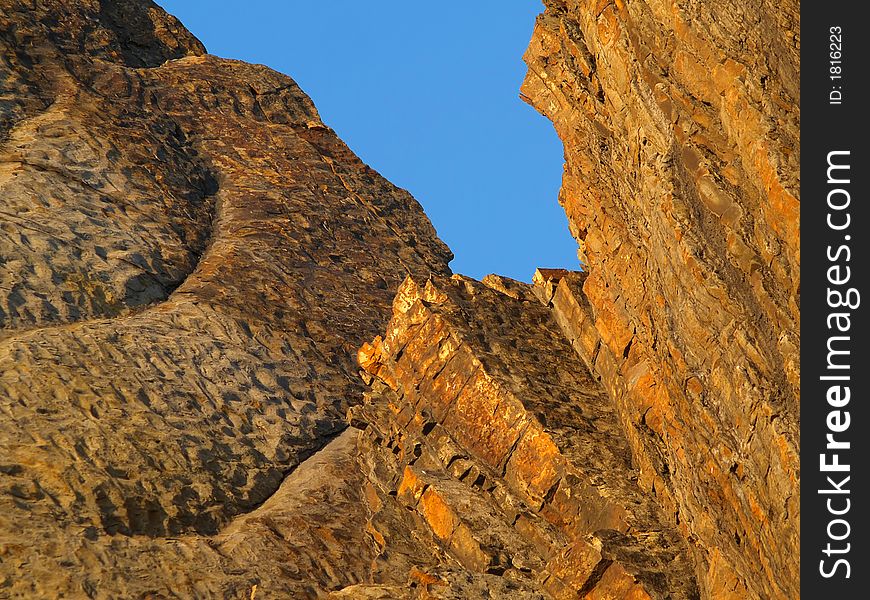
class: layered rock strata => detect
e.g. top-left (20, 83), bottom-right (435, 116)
top-left (0, 0), bottom-right (799, 598)
top-left (522, 2), bottom-right (800, 598)
top-left (354, 274), bottom-right (700, 599)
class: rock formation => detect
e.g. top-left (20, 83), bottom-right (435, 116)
top-left (521, 2), bottom-right (799, 597)
top-left (0, 1), bottom-right (798, 598)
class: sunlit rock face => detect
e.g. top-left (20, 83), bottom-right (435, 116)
top-left (0, 1), bottom-right (796, 598)
top-left (521, 1), bottom-right (799, 598)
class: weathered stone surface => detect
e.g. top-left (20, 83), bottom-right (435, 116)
top-left (355, 275), bottom-right (700, 599)
top-left (1, 1), bottom-right (452, 596)
top-left (1, 1), bottom-right (797, 598)
top-left (522, 2), bottom-right (799, 597)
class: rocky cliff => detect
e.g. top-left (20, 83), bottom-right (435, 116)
top-left (0, 1), bottom-right (798, 599)
top-left (521, 2), bottom-right (799, 597)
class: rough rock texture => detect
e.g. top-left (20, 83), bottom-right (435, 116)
top-left (522, 1), bottom-right (800, 598)
top-left (355, 275), bottom-right (700, 599)
top-left (1, 1), bottom-right (453, 597)
top-left (0, 1), bottom-right (798, 598)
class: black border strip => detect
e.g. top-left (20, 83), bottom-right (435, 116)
top-left (802, 2), bottom-right (869, 596)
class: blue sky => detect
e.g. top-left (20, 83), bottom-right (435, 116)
top-left (155, 1), bottom-right (578, 282)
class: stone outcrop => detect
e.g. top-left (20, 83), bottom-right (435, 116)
top-left (354, 274), bottom-right (700, 599)
top-left (521, 1), bottom-right (799, 598)
top-left (1, 1), bottom-right (452, 596)
top-left (0, 1), bottom-right (798, 598)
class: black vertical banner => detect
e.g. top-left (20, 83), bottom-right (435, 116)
top-left (802, 2), bottom-right (870, 597)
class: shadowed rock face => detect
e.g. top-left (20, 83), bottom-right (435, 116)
top-left (521, 1), bottom-right (799, 598)
top-left (1, 1), bottom-right (453, 597)
top-left (0, 1), bottom-right (797, 599)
